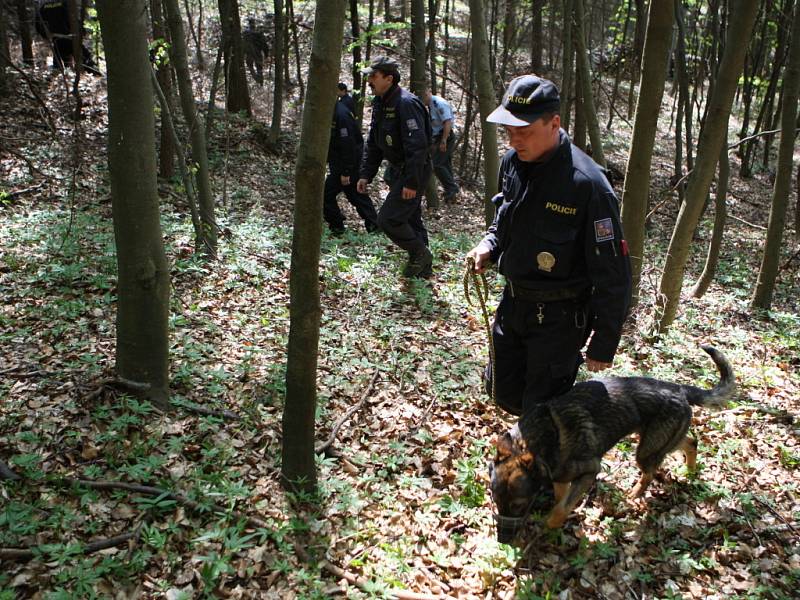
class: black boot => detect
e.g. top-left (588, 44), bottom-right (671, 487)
top-left (403, 246), bottom-right (433, 278)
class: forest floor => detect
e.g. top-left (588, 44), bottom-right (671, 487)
top-left (2, 58), bottom-right (800, 600)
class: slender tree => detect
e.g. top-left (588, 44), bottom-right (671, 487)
top-left (164, 0), bottom-right (217, 257)
top-left (15, 0), bottom-right (34, 65)
top-left (752, 1), bottom-right (800, 309)
top-left (281, 0), bottom-right (346, 493)
top-left (270, 0), bottom-right (284, 145)
top-left (469, 0), bottom-right (499, 226)
top-left (0, 0), bottom-right (9, 91)
top-left (410, 0), bottom-right (426, 95)
top-left (150, 0), bottom-right (175, 179)
top-left (620, 0), bottom-right (673, 303)
top-left (531, 0), bottom-right (546, 72)
top-left (96, 0), bottom-right (170, 409)
top-left (655, 0), bottom-right (759, 332)
top-left (561, 0), bottom-right (574, 132)
top-left (573, 0), bottom-right (604, 167)
top-left (218, 0), bottom-right (251, 115)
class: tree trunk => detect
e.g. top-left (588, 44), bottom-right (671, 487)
top-left (573, 65), bottom-right (586, 150)
top-left (531, 0), bottom-right (545, 72)
top-left (270, 0), bottom-right (284, 145)
top-left (628, 0), bottom-right (647, 117)
top-left (350, 0), bottom-right (362, 90)
top-left (573, 0), bottom-right (604, 166)
top-left (442, 0), bottom-right (449, 95)
top-left (469, 0), bottom-right (499, 227)
top-left (151, 0), bottom-right (175, 179)
top-left (0, 0), bottom-right (9, 92)
top-left (620, 0), bottom-right (673, 305)
top-left (692, 139), bottom-right (729, 298)
top-left (606, 0), bottom-right (631, 130)
top-left (164, 0), bottom-right (217, 258)
top-left (281, 0), bottom-right (346, 495)
top-left (655, 0), bottom-right (759, 332)
top-left (426, 0), bottom-right (438, 95)
top-left (410, 0), bottom-right (426, 94)
top-left (287, 0), bottom-right (305, 104)
top-left (96, 0), bottom-right (170, 410)
top-left (673, 0), bottom-right (693, 171)
top-left (217, 0), bottom-right (250, 115)
top-left (500, 0), bottom-right (516, 82)
top-left (16, 0), bottom-right (34, 65)
top-left (751, 1), bottom-right (800, 309)
top-left (561, 0), bottom-right (574, 132)
top-left (183, 0), bottom-right (205, 70)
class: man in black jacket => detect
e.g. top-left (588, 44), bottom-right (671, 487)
top-left (243, 17), bottom-right (269, 86)
top-left (35, 0), bottom-right (100, 74)
top-left (467, 75), bottom-right (632, 415)
top-left (324, 96), bottom-right (379, 236)
top-left (357, 57), bottom-right (433, 279)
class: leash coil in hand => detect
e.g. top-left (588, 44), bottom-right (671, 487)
top-left (464, 257), bottom-right (496, 406)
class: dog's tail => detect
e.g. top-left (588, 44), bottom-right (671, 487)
top-left (689, 345), bottom-right (736, 408)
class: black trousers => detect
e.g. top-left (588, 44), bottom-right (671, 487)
top-left (379, 163), bottom-right (431, 253)
top-left (323, 173), bottom-right (378, 232)
top-left (485, 289), bottom-right (590, 415)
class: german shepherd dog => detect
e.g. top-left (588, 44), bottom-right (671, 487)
top-left (489, 346), bottom-right (735, 542)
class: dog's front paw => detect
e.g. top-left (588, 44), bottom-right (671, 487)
top-left (545, 506), bottom-right (567, 528)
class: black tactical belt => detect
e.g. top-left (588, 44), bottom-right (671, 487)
top-left (506, 280), bottom-right (589, 302)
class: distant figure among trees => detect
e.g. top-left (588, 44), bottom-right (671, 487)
top-left (35, 0), bottom-right (100, 74)
top-left (242, 16), bottom-right (269, 86)
top-left (337, 82), bottom-right (356, 114)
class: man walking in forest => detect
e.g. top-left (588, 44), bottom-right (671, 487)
top-left (337, 82), bottom-right (357, 114)
top-left (357, 57), bottom-right (433, 279)
top-left (35, 0), bottom-right (100, 74)
top-left (466, 75), bottom-right (632, 416)
top-left (324, 90), bottom-right (379, 236)
top-left (242, 17), bottom-right (269, 86)
top-left (423, 90), bottom-right (460, 203)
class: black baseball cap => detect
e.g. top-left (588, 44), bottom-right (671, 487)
top-left (360, 56), bottom-right (400, 75)
top-left (487, 75), bottom-right (560, 126)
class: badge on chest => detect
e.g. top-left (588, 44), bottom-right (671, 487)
top-left (537, 251), bottom-right (556, 272)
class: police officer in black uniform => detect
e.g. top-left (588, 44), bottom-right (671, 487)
top-left (337, 82), bottom-right (357, 114)
top-left (324, 95), bottom-right (379, 235)
top-left (467, 75), bottom-right (632, 416)
top-left (357, 57), bottom-right (433, 279)
top-left (243, 17), bottom-right (269, 86)
top-left (35, 0), bottom-right (100, 75)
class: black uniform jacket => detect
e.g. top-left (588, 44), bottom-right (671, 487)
top-left (478, 130), bottom-right (632, 363)
top-left (359, 84), bottom-right (432, 191)
top-left (327, 101), bottom-right (364, 178)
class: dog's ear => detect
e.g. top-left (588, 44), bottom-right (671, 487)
top-left (494, 432), bottom-right (514, 461)
top-left (518, 451), bottom-right (535, 471)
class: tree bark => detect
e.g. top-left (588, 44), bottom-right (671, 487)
top-left (164, 0), bottom-right (217, 258)
top-left (15, 0), bottom-right (34, 65)
top-left (620, 0), bottom-right (673, 304)
top-left (692, 139), bottom-right (729, 298)
top-left (218, 0), bottom-right (251, 115)
top-left (0, 0), bottom-right (10, 92)
top-left (96, 0), bottom-right (170, 410)
top-left (150, 0), bottom-right (175, 179)
top-left (531, 0), bottom-right (545, 72)
top-left (655, 0), bottom-right (759, 332)
top-left (572, 0), bottom-right (604, 166)
top-left (426, 0), bottom-right (438, 95)
top-left (350, 0), bottom-right (362, 90)
top-left (281, 0), bottom-right (346, 494)
top-left (469, 0), bottom-right (499, 227)
top-left (410, 0), bottom-right (426, 94)
top-left (270, 0), bottom-right (284, 145)
top-left (183, 0), bottom-right (205, 70)
top-left (751, 1), bottom-right (800, 309)
top-left (561, 0), bottom-right (574, 132)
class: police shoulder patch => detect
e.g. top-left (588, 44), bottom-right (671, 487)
top-left (594, 218), bottom-right (615, 242)
top-left (406, 118), bottom-right (419, 131)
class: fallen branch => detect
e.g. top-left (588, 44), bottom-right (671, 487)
top-left (316, 370), bottom-right (380, 455)
top-left (728, 213), bottom-right (767, 230)
top-left (0, 531), bottom-right (138, 561)
top-left (294, 543), bottom-right (449, 600)
top-left (177, 402), bottom-right (241, 421)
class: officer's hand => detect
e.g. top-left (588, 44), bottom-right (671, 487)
top-left (356, 178), bottom-right (368, 194)
top-left (401, 187), bottom-right (416, 200)
top-left (466, 246), bottom-right (491, 273)
top-left (340, 175), bottom-right (351, 186)
top-left (586, 358), bottom-right (612, 372)
top-left (438, 141), bottom-right (447, 152)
